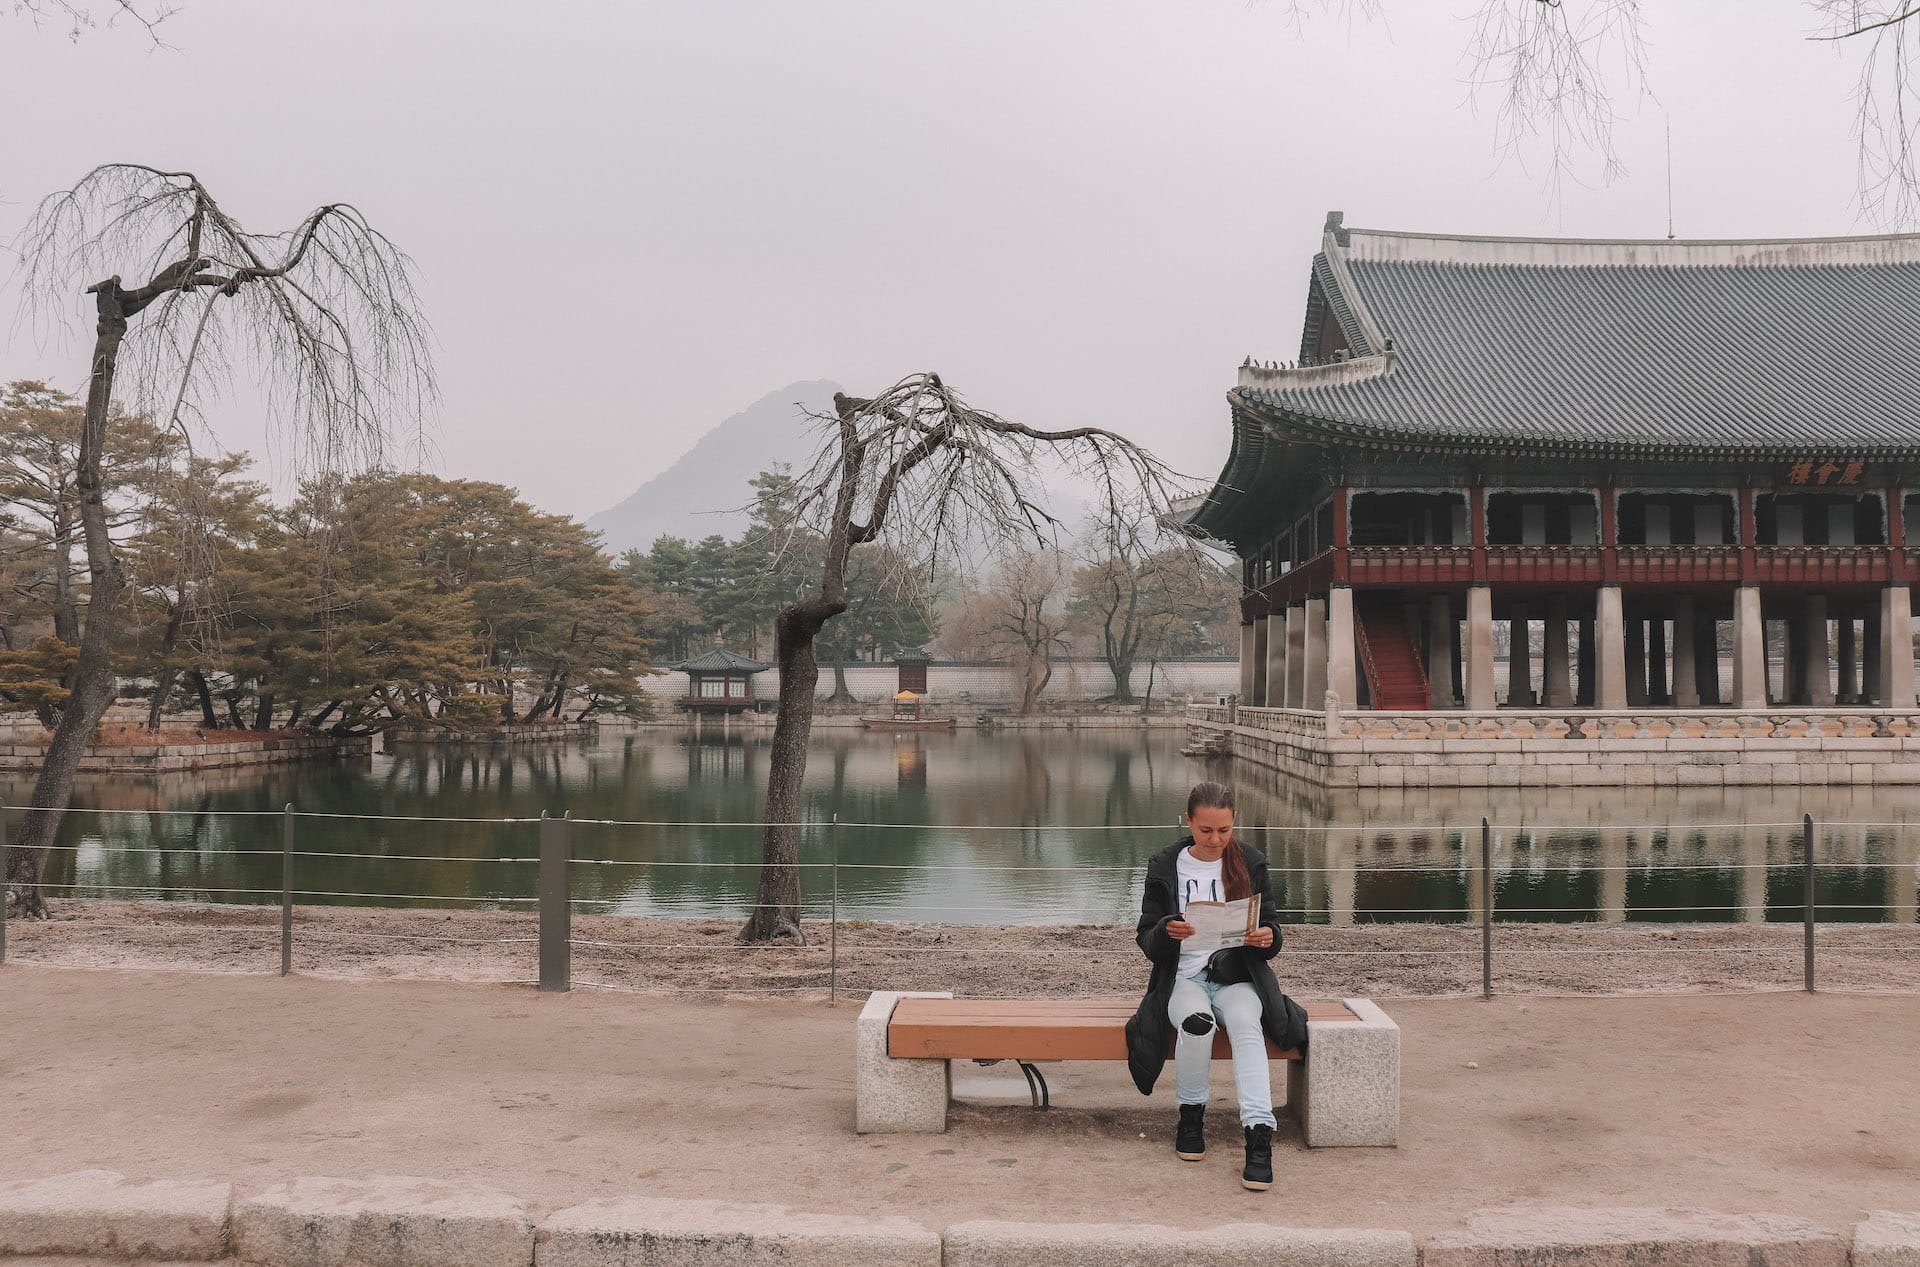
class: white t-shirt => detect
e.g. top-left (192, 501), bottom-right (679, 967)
top-left (1174, 846), bottom-right (1225, 980)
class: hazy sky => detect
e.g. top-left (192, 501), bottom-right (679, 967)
top-left (0, 1), bottom-right (1885, 522)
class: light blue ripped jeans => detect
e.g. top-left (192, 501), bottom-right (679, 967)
top-left (1168, 973), bottom-right (1276, 1128)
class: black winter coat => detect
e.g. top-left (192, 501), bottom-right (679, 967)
top-left (1123, 838), bottom-right (1309, 1096)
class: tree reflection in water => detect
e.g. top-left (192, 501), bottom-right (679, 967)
top-left (5, 730), bottom-right (1917, 925)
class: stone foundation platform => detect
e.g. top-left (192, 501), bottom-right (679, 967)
top-left (1190, 703), bottom-right (1920, 788)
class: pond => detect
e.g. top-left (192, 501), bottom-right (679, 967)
top-left (8, 727), bottom-right (1919, 925)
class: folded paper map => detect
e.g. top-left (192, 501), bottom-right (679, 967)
top-left (1181, 895), bottom-right (1260, 953)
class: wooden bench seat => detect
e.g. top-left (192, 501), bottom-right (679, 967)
top-left (857, 990), bottom-right (1401, 1147)
top-left (887, 997), bottom-right (1357, 1063)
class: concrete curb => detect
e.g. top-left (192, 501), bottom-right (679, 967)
top-left (1423, 1206), bottom-right (1849, 1266)
top-left (943, 1219), bottom-right (1416, 1266)
top-left (1853, 1211), bottom-right (1920, 1266)
top-left (1, 1175), bottom-right (1912, 1266)
top-left (0, 1170), bottom-right (231, 1261)
top-left (231, 1175), bottom-right (536, 1267)
top-left (535, 1196), bottom-right (941, 1266)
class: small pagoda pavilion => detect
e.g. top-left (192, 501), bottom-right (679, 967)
top-left (1182, 214), bottom-right (1920, 787)
top-left (665, 648), bottom-right (771, 714)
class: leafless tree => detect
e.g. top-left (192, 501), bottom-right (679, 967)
top-left (7, 0), bottom-right (173, 42)
top-left (1812, 3), bottom-right (1920, 222)
top-left (2, 164), bottom-right (434, 917)
top-left (988, 547), bottom-right (1073, 715)
top-left (1280, 1), bottom-right (1920, 222)
top-left (740, 373), bottom-right (1179, 942)
top-left (1462, 0), bottom-right (1650, 197)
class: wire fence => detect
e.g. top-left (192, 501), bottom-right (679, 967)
top-left (3, 803), bottom-right (1918, 999)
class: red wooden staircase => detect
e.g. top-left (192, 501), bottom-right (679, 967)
top-left (1355, 596), bottom-right (1429, 710)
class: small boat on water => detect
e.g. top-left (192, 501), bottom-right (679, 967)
top-left (860, 690), bottom-right (958, 731)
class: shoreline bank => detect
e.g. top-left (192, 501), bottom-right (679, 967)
top-left (7, 901), bottom-right (1917, 997)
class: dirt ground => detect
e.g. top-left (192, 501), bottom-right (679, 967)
top-left (3, 963), bottom-right (1917, 1238)
top-left (6, 900), bottom-right (1920, 998)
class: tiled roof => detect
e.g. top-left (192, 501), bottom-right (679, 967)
top-left (1239, 216), bottom-right (1920, 456)
top-left (664, 648), bottom-right (771, 673)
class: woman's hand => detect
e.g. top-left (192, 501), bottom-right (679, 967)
top-left (1167, 919), bottom-right (1195, 941)
top-left (1243, 926), bottom-right (1274, 949)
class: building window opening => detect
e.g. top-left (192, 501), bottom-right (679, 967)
top-left (1616, 493), bottom-right (1737, 545)
top-left (1485, 492), bottom-right (1600, 545)
top-left (1756, 493), bottom-right (1884, 545)
top-left (1349, 492), bottom-right (1467, 546)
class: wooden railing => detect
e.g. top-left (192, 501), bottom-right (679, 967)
top-left (1328, 544), bottom-right (1896, 588)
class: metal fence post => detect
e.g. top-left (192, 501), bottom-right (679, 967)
top-left (1481, 817), bottom-right (1493, 1000)
top-left (1803, 811), bottom-right (1816, 993)
top-left (829, 813), bottom-right (839, 1006)
top-left (1, 802), bottom-right (9, 967)
top-left (539, 811), bottom-right (572, 992)
top-left (280, 803), bottom-right (294, 976)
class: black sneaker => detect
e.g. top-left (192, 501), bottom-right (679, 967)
top-left (1175, 1104), bottom-right (1206, 1161)
top-left (1241, 1123), bottom-right (1274, 1190)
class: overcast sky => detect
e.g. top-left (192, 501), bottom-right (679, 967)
top-left (0, 1), bottom-right (1884, 523)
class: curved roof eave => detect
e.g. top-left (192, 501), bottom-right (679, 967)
top-left (1231, 388), bottom-right (1920, 466)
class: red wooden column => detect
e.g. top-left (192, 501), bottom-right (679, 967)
top-left (1599, 487), bottom-right (1618, 583)
top-left (1737, 487), bottom-right (1757, 583)
top-left (1331, 486), bottom-right (1351, 584)
top-left (1890, 486), bottom-right (1908, 584)
top-left (1469, 486), bottom-right (1487, 583)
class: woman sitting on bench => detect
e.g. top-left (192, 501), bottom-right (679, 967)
top-left (1124, 780), bottom-right (1308, 1191)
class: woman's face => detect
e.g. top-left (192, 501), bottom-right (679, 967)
top-left (1186, 804), bottom-right (1235, 860)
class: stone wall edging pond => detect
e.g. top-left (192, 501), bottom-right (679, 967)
top-left (0, 732), bottom-right (371, 774)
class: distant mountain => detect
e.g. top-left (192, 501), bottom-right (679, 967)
top-left (587, 380), bottom-right (843, 555)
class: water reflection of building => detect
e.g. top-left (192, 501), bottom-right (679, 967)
top-left (1231, 759), bottom-right (1920, 925)
top-left (894, 739), bottom-right (927, 793)
top-left (682, 733), bottom-right (757, 782)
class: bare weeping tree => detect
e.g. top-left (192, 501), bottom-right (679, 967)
top-left (1, 164), bottom-right (434, 917)
top-left (1283, 1), bottom-right (1920, 222)
top-left (739, 374), bottom-right (1182, 942)
top-left (7, 0), bottom-right (173, 40)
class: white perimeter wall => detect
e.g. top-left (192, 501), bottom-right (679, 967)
top-left (640, 660), bottom-right (1238, 707)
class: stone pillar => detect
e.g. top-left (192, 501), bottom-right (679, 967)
top-left (1427, 594), bottom-right (1456, 709)
top-left (1264, 611), bottom-right (1286, 707)
top-left (1672, 597), bottom-right (1700, 708)
top-left (1506, 605), bottom-right (1534, 706)
top-left (1286, 602), bottom-right (1308, 707)
top-left (1837, 615), bottom-right (1858, 704)
top-left (1595, 586), bottom-right (1628, 709)
top-left (1303, 596), bottom-right (1329, 710)
top-left (1697, 615), bottom-right (1722, 706)
top-left (1882, 585), bottom-right (1915, 707)
top-left (1239, 623), bottom-right (1256, 702)
top-left (1543, 596), bottom-right (1574, 707)
top-left (1864, 606), bottom-right (1885, 705)
top-left (1731, 586), bottom-right (1767, 709)
top-left (1802, 596), bottom-right (1834, 707)
top-left (1647, 616), bottom-right (1669, 705)
top-left (1466, 586), bottom-right (1497, 710)
top-left (1624, 615), bottom-right (1648, 707)
top-left (1326, 587), bottom-right (1358, 710)
top-left (1577, 615), bottom-right (1596, 706)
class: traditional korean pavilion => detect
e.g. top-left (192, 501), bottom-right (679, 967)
top-left (664, 647), bottom-right (771, 714)
top-left (1186, 212), bottom-right (1920, 717)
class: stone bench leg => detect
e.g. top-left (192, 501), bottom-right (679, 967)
top-left (1285, 996), bottom-right (1399, 1147)
top-left (855, 990), bottom-right (952, 1133)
